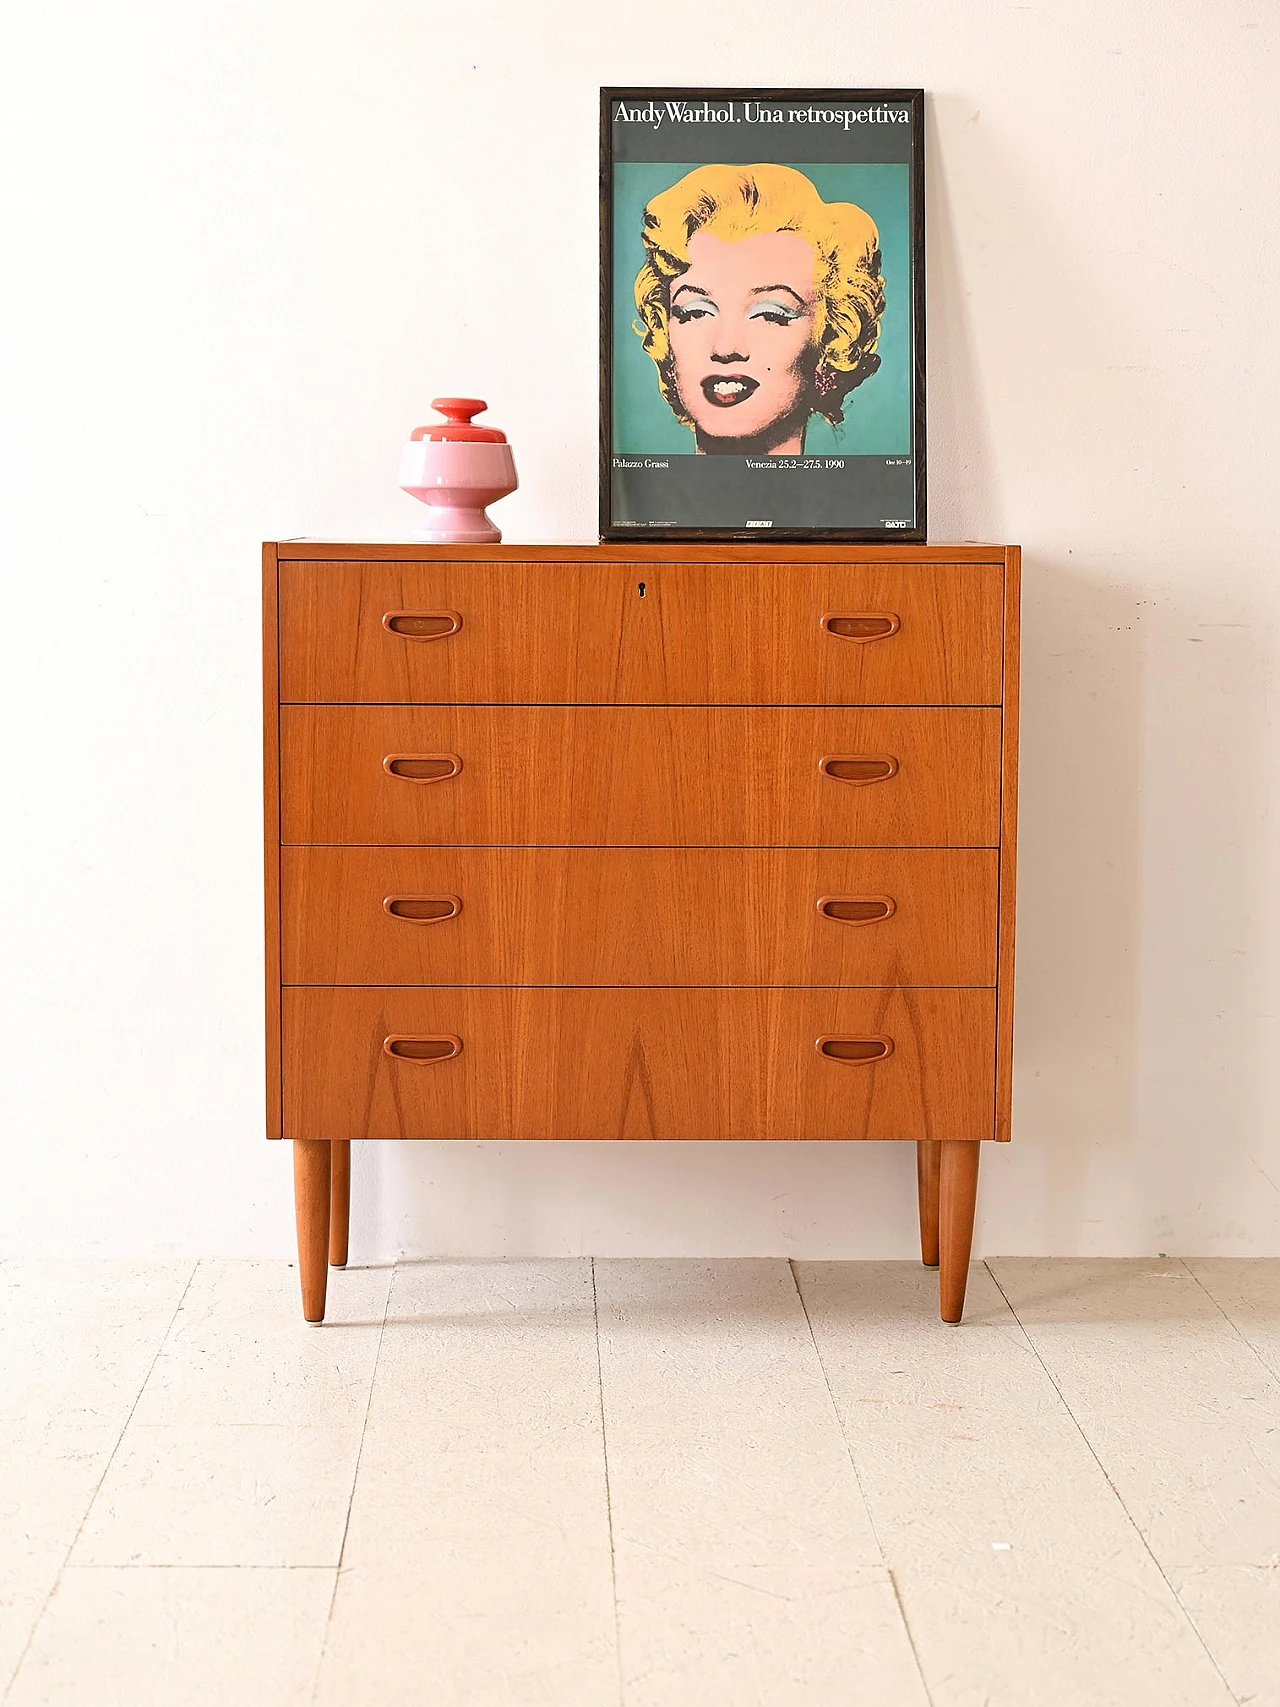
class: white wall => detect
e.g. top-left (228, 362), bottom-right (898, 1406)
top-left (2, 0), bottom-right (1278, 1261)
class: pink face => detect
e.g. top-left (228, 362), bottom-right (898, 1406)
top-left (667, 229), bottom-right (818, 450)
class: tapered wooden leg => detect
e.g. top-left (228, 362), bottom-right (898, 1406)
top-left (329, 1140), bottom-right (350, 1269)
top-left (938, 1141), bottom-right (981, 1324)
top-left (293, 1140), bottom-right (331, 1323)
top-left (917, 1140), bottom-right (941, 1268)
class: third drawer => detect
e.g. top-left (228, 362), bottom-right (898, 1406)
top-left (280, 846), bottom-right (999, 986)
top-left (279, 705), bottom-right (1003, 846)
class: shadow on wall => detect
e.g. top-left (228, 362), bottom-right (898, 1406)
top-left (1133, 587), bottom-right (1275, 1249)
top-left (922, 93), bottom-right (1000, 544)
top-left (927, 89), bottom-right (1279, 1253)
top-left (1011, 559), bottom-right (1274, 1252)
top-left (1011, 557), bottom-right (1142, 1245)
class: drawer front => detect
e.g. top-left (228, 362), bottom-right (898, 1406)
top-left (278, 559), bottom-right (1004, 705)
top-left (279, 706), bottom-right (1002, 847)
top-left (282, 987), bottom-right (997, 1141)
top-left (281, 847), bottom-right (999, 987)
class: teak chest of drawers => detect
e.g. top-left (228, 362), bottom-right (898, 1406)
top-left (263, 542), bottom-right (1020, 1324)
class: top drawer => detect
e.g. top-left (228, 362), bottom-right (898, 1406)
top-left (278, 559), bottom-right (1004, 706)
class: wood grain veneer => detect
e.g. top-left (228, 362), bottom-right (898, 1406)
top-left (279, 559), bottom-right (1003, 706)
top-left (264, 541), bottom-right (1020, 1324)
top-left (279, 705), bottom-right (1002, 848)
top-left (282, 986), bottom-right (997, 1143)
top-left (280, 846), bottom-right (999, 988)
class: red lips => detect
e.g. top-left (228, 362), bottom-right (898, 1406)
top-left (700, 374), bottom-right (760, 408)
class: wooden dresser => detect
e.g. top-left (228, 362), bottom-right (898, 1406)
top-left (263, 542), bottom-right (1020, 1324)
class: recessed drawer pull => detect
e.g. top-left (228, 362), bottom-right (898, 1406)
top-left (819, 755), bottom-right (899, 786)
top-left (382, 610), bottom-right (462, 640)
top-left (816, 895), bottom-right (897, 926)
top-left (382, 753), bottom-right (463, 783)
top-left (383, 894), bottom-right (463, 924)
top-left (383, 1034), bottom-right (463, 1063)
top-left (821, 612), bottom-right (901, 642)
top-left (815, 1035), bottom-right (894, 1064)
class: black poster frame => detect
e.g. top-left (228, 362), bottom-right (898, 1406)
top-left (600, 87), bottom-right (926, 544)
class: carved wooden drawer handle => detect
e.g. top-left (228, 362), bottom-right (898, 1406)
top-left (816, 895), bottom-right (897, 926)
top-left (819, 755), bottom-right (899, 786)
top-left (382, 610), bottom-right (462, 640)
top-left (815, 1036), bottom-right (894, 1063)
top-left (383, 895), bottom-right (462, 923)
top-left (383, 1034), bottom-right (463, 1063)
top-left (383, 753), bottom-right (463, 783)
top-left (821, 613), bottom-right (901, 641)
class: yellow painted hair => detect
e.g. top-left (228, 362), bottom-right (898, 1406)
top-left (633, 162), bottom-right (886, 428)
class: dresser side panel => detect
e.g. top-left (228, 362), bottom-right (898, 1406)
top-left (996, 545), bottom-right (1021, 1141)
top-left (263, 543), bottom-right (282, 1138)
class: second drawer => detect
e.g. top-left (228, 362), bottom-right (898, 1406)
top-left (281, 846), bottom-right (999, 986)
top-left (280, 706), bottom-right (1003, 846)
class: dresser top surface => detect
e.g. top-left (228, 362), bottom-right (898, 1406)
top-left (269, 541), bottom-right (1013, 564)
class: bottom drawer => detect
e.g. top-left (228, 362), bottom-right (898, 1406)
top-left (282, 988), bottom-right (995, 1141)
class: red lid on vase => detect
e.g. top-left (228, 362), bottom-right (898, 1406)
top-left (410, 398), bottom-right (507, 443)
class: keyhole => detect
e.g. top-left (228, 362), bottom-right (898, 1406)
top-left (638, 582), bottom-right (646, 597)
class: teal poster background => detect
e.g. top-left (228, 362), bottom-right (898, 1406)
top-left (611, 161), bottom-right (912, 458)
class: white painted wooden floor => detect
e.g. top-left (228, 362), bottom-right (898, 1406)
top-left (2, 1258), bottom-right (1278, 1706)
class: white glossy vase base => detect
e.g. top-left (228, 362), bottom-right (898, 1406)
top-left (412, 504), bottom-right (501, 544)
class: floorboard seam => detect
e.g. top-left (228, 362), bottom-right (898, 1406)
top-left (983, 1261), bottom-right (1242, 1706)
top-left (787, 1259), bottom-right (936, 1707)
top-left (590, 1258), bottom-right (626, 1707)
top-left (309, 1262), bottom-right (391, 1707)
top-left (1179, 1257), bottom-right (1280, 1390)
top-left (1, 1259), bottom-right (200, 1705)
top-left (55, 1562), bottom-right (337, 1571)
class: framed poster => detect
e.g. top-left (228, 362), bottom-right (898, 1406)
top-left (600, 87), bottom-right (925, 543)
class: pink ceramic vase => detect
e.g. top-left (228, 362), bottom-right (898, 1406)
top-left (398, 398), bottom-right (518, 543)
